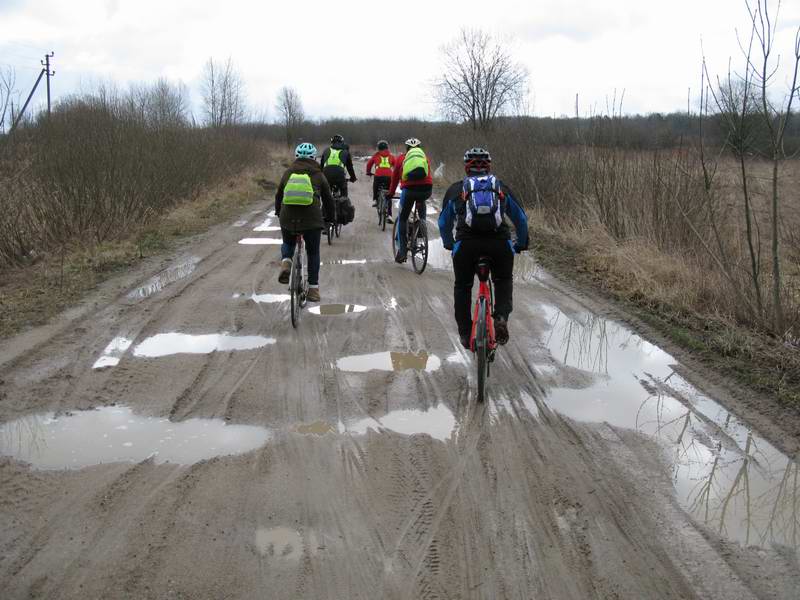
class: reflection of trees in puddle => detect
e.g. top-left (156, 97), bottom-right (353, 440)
top-left (636, 374), bottom-right (799, 549)
top-left (0, 413), bottom-right (49, 461)
top-left (545, 308), bottom-right (610, 374)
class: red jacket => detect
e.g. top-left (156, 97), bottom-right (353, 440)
top-left (387, 151), bottom-right (433, 198)
top-left (366, 150), bottom-right (396, 178)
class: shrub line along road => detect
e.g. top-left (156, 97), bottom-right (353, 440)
top-left (0, 178), bottom-right (798, 599)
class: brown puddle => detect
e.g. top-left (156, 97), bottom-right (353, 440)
top-left (308, 304), bottom-right (367, 316)
top-left (538, 302), bottom-right (800, 551)
top-left (335, 351), bottom-right (441, 373)
top-left (294, 421), bottom-right (336, 436)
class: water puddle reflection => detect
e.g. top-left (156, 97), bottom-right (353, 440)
top-left (232, 219), bottom-right (249, 227)
top-left (127, 257), bottom-right (201, 300)
top-left (92, 336), bottom-right (134, 369)
top-left (238, 238), bottom-right (282, 245)
top-left (133, 332), bottom-right (275, 357)
top-left (233, 292), bottom-right (290, 304)
top-left (341, 404), bottom-right (455, 441)
top-left (308, 304), bottom-right (367, 316)
top-left (325, 259), bottom-right (372, 265)
top-left (0, 406), bottom-right (270, 469)
top-left (336, 351), bottom-right (441, 373)
top-left (539, 303), bottom-right (800, 550)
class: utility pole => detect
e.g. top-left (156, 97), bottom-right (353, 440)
top-left (9, 52), bottom-right (54, 132)
top-left (43, 51), bottom-right (54, 115)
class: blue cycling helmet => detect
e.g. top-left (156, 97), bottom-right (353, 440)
top-left (295, 142), bottom-right (317, 159)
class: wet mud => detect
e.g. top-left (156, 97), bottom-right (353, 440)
top-left (1, 180), bottom-right (798, 600)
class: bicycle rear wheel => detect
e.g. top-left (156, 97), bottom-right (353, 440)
top-left (379, 194), bottom-right (387, 231)
top-left (290, 257), bottom-right (300, 328)
top-left (410, 220), bottom-right (428, 274)
top-left (335, 222), bottom-right (342, 238)
top-left (475, 297), bottom-right (488, 402)
top-left (391, 218), bottom-right (399, 258)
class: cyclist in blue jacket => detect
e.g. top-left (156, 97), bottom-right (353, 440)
top-left (438, 148), bottom-right (529, 349)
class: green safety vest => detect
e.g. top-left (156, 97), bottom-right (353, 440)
top-left (378, 155), bottom-right (392, 170)
top-left (283, 173), bottom-right (314, 206)
top-left (327, 148), bottom-right (344, 168)
top-left (402, 147), bottom-right (429, 180)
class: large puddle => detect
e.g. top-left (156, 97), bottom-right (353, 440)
top-left (538, 303), bottom-right (800, 550)
top-left (336, 351), bottom-right (441, 373)
top-left (308, 304), bottom-right (367, 316)
top-left (133, 333), bottom-right (275, 357)
top-left (127, 257), bottom-right (201, 300)
top-left (340, 404), bottom-right (456, 441)
top-left (0, 406), bottom-right (270, 469)
top-left (233, 292), bottom-right (290, 304)
top-left (253, 217), bottom-right (281, 232)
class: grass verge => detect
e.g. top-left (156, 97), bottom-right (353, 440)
top-left (0, 161), bottom-right (285, 340)
top-left (532, 225), bottom-right (800, 409)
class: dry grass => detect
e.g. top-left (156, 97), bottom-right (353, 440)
top-left (0, 159), bottom-right (286, 339)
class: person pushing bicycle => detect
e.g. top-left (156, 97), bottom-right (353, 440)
top-left (320, 134), bottom-right (357, 198)
top-left (387, 137), bottom-right (433, 263)
top-left (366, 140), bottom-right (396, 217)
top-left (438, 147), bottom-right (529, 349)
top-left (275, 142), bottom-right (335, 303)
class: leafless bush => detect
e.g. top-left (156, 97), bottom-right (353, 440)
top-left (0, 82), bottom-right (259, 267)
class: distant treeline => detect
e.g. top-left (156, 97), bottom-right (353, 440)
top-left (241, 112), bottom-right (800, 155)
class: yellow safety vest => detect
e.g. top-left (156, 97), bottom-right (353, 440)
top-left (402, 147), bottom-right (429, 180)
top-left (283, 173), bottom-right (314, 206)
top-left (378, 155), bottom-right (392, 170)
top-left (327, 148), bottom-right (344, 168)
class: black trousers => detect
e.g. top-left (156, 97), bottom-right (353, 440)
top-left (324, 167), bottom-right (348, 197)
top-left (452, 238), bottom-right (515, 339)
top-left (372, 175), bottom-right (391, 202)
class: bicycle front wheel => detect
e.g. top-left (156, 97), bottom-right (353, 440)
top-left (411, 220), bottom-right (428, 275)
top-left (475, 297), bottom-right (488, 402)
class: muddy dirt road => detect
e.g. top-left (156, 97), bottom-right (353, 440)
top-left (1, 178), bottom-right (799, 599)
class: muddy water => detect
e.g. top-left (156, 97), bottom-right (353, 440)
top-left (133, 333), bottom-right (275, 358)
top-left (335, 351), bottom-right (441, 373)
top-left (127, 257), bottom-right (201, 300)
top-left (538, 303), bottom-right (800, 550)
top-left (0, 406), bottom-right (270, 469)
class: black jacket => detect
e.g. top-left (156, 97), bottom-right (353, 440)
top-left (320, 142), bottom-right (357, 180)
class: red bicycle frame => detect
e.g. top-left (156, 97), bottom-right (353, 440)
top-left (469, 259), bottom-right (497, 353)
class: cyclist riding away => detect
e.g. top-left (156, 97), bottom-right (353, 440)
top-left (320, 134), bottom-right (357, 198)
top-left (275, 142), bottom-right (335, 303)
top-left (366, 140), bottom-right (396, 217)
top-left (387, 138), bottom-right (432, 263)
top-left (437, 147), bottom-right (529, 349)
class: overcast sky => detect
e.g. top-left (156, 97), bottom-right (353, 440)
top-left (2, 0), bottom-right (799, 121)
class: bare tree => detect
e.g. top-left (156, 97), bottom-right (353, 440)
top-left (201, 57), bottom-right (246, 128)
top-left (0, 66), bottom-right (17, 133)
top-left (275, 86), bottom-right (304, 147)
top-left (435, 29), bottom-right (529, 130)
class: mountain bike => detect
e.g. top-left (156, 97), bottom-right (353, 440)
top-left (376, 186), bottom-right (390, 231)
top-left (392, 203), bottom-right (428, 274)
top-left (470, 257), bottom-right (497, 402)
top-left (287, 222), bottom-right (309, 328)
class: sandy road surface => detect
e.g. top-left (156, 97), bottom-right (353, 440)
top-left (1, 178), bottom-right (799, 599)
